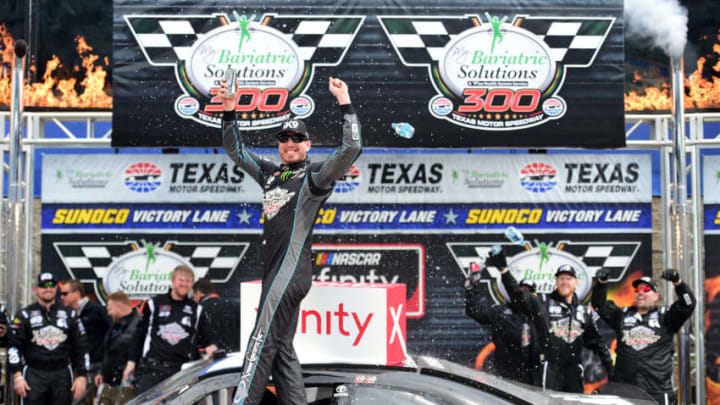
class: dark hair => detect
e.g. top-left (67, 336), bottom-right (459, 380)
top-left (192, 278), bottom-right (216, 295)
top-left (62, 279), bottom-right (85, 296)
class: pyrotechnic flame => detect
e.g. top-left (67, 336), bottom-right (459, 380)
top-left (0, 24), bottom-right (111, 109)
top-left (625, 29), bottom-right (720, 111)
top-left (607, 271), bottom-right (644, 307)
top-left (709, 376), bottom-right (720, 405)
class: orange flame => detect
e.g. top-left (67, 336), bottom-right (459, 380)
top-left (474, 342), bottom-right (495, 371)
top-left (625, 29), bottom-right (720, 111)
top-left (607, 271), bottom-right (644, 308)
top-left (584, 377), bottom-right (608, 395)
top-left (709, 376), bottom-right (720, 405)
top-left (0, 24), bottom-right (111, 109)
top-left (707, 276), bottom-right (720, 303)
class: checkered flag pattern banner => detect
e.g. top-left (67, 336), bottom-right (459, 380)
top-left (379, 17), bottom-right (478, 65)
top-left (264, 16), bottom-right (364, 64)
top-left (54, 241), bottom-right (248, 282)
top-left (447, 241), bottom-right (639, 279)
top-left (126, 15), bottom-right (227, 66)
top-left (514, 16), bottom-right (614, 66)
top-left (560, 242), bottom-right (640, 277)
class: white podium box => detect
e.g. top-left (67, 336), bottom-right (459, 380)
top-left (240, 281), bottom-right (407, 365)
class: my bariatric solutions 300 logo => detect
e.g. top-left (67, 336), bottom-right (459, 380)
top-left (125, 13), bottom-right (364, 131)
top-left (379, 14), bottom-right (613, 131)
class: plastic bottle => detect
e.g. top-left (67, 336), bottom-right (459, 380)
top-left (504, 226), bottom-right (525, 245)
top-left (392, 122), bottom-right (415, 139)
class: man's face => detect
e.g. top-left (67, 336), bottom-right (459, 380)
top-left (277, 133), bottom-right (311, 165)
top-left (555, 274), bottom-right (578, 298)
top-left (106, 300), bottom-right (120, 321)
top-left (634, 282), bottom-right (659, 310)
top-left (34, 281), bottom-right (58, 304)
top-left (60, 284), bottom-right (81, 308)
top-left (171, 272), bottom-right (194, 299)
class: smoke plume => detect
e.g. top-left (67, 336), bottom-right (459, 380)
top-left (624, 0), bottom-right (688, 58)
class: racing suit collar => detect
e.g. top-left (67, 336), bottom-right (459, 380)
top-left (549, 289), bottom-right (578, 306)
top-left (32, 301), bottom-right (59, 314)
top-left (281, 159), bottom-right (309, 172)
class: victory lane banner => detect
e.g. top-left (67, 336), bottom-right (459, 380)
top-left (112, 0), bottom-right (624, 148)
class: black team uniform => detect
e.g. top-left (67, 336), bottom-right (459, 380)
top-left (199, 293), bottom-right (240, 352)
top-left (465, 279), bottom-right (540, 385)
top-left (101, 310), bottom-right (141, 386)
top-left (592, 277), bottom-right (696, 405)
top-left (8, 303), bottom-right (90, 405)
top-left (500, 271), bottom-right (613, 393)
top-left (222, 105), bottom-right (361, 405)
top-left (133, 292), bottom-right (214, 394)
top-left (77, 297), bottom-right (112, 369)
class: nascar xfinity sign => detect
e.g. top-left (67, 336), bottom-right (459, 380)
top-left (112, 0), bottom-right (624, 148)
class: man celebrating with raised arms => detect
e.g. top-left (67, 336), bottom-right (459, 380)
top-left (592, 268), bottom-right (696, 405)
top-left (220, 75), bottom-right (361, 405)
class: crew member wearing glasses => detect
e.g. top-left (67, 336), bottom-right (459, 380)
top-left (8, 272), bottom-right (90, 405)
top-left (489, 249), bottom-right (613, 394)
top-left (60, 279), bottom-right (112, 404)
top-left (592, 269), bottom-right (696, 405)
top-left (220, 77), bottom-right (361, 405)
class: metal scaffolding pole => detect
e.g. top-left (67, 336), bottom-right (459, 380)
top-left (4, 39), bottom-right (28, 405)
top-left (690, 115), bottom-right (706, 405)
top-left (670, 55), bottom-right (692, 405)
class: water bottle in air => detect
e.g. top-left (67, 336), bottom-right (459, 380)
top-left (490, 244), bottom-right (503, 256)
top-left (504, 226), bottom-right (524, 245)
top-left (392, 122), bottom-right (415, 139)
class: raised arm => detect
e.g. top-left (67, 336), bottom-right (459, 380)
top-left (220, 79), bottom-right (278, 185)
top-left (662, 269), bottom-right (696, 333)
top-left (583, 306), bottom-right (614, 377)
top-left (310, 77), bottom-right (362, 191)
top-left (464, 273), bottom-right (499, 325)
top-left (591, 269), bottom-right (624, 328)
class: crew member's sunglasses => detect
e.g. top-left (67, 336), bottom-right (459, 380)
top-left (60, 291), bottom-right (72, 296)
top-left (38, 281), bottom-right (57, 288)
top-left (276, 133), bottom-right (308, 143)
top-left (634, 285), bottom-right (653, 293)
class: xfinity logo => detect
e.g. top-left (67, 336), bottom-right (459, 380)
top-left (312, 244), bottom-right (426, 318)
top-left (301, 302), bottom-right (373, 346)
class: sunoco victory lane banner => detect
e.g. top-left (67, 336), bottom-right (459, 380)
top-left (41, 152), bottom-right (650, 364)
top-left (112, 0), bottom-right (624, 148)
top-left (703, 155), bottom-right (720, 401)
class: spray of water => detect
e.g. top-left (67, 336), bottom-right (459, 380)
top-left (624, 0), bottom-right (688, 58)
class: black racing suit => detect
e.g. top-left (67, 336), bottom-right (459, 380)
top-left (222, 105), bottom-right (361, 405)
top-left (592, 281), bottom-right (696, 405)
top-left (0, 305), bottom-right (8, 347)
top-left (78, 298), bottom-right (113, 367)
top-left (200, 294), bottom-right (240, 352)
top-left (465, 283), bottom-right (540, 385)
top-left (501, 272), bottom-right (612, 393)
top-left (101, 311), bottom-right (141, 386)
top-left (8, 302), bottom-right (90, 405)
top-left (133, 292), bottom-right (214, 394)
